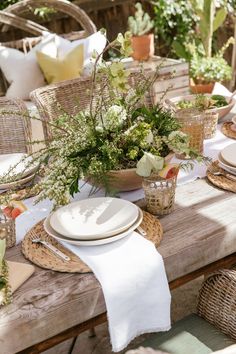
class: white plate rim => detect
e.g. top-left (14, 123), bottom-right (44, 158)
top-left (44, 209), bottom-right (143, 246)
top-left (221, 144), bottom-right (236, 167)
top-left (49, 197), bottom-right (139, 239)
top-left (0, 172), bottom-right (35, 190)
top-left (218, 153), bottom-right (236, 174)
top-left (0, 153), bottom-right (38, 182)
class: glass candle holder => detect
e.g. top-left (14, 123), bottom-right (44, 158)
top-left (0, 211), bottom-right (16, 248)
top-left (175, 109), bottom-right (204, 158)
top-left (142, 174), bottom-right (177, 216)
top-left (204, 110), bottom-right (218, 139)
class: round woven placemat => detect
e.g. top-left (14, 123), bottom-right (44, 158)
top-left (207, 161), bottom-right (236, 193)
top-left (221, 122), bottom-right (236, 140)
top-left (21, 210), bottom-right (163, 273)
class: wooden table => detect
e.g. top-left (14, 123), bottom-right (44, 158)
top-left (2, 178), bottom-right (236, 354)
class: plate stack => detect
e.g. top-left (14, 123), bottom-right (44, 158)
top-left (218, 143), bottom-right (236, 176)
top-left (0, 153), bottom-right (37, 192)
top-left (44, 197), bottom-right (143, 246)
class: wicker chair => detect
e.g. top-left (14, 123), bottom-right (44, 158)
top-left (0, 98), bottom-right (32, 154)
top-left (126, 269), bottom-right (236, 354)
top-left (30, 70), bottom-right (155, 140)
top-left (0, 0), bottom-right (96, 96)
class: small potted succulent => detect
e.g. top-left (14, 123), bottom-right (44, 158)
top-left (188, 0), bottom-right (233, 93)
top-left (128, 2), bottom-right (154, 61)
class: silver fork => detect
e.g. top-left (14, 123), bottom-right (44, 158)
top-left (208, 164), bottom-right (236, 182)
top-left (31, 231), bottom-right (70, 261)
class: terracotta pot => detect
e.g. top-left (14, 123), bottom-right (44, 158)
top-left (190, 78), bottom-right (214, 94)
top-left (131, 33), bottom-right (154, 61)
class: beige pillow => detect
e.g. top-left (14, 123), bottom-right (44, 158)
top-left (37, 44), bottom-right (84, 84)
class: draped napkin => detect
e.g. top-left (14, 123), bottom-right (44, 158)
top-left (61, 232), bottom-right (171, 352)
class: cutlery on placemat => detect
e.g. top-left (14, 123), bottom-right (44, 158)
top-left (136, 226), bottom-right (147, 236)
top-left (208, 164), bottom-right (236, 182)
top-left (31, 232), bottom-right (70, 261)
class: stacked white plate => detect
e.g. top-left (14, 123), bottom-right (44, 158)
top-left (0, 153), bottom-right (38, 190)
top-left (218, 143), bottom-right (236, 175)
top-left (44, 197), bottom-right (143, 246)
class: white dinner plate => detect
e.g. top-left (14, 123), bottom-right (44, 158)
top-left (221, 143), bottom-right (236, 167)
top-left (218, 153), bottom-right (236, 175)
top-left (50, 197), bottom-right (139, 240)
top-left (44, 209), bottom-right (143, 246)
top-left (0, 153), bottom-right (38, 181)
top-left (0, 173), bottom-right (35, 190)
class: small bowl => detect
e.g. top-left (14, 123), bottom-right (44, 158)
top-left (166, 94), bottom-right (236, 120)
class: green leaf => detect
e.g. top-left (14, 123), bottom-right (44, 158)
top-left (172, 41), bottom-right (190, 60)
top-left (213, 8), bottom-right (227, 32)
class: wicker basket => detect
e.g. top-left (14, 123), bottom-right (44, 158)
top-left (197, 269), bottom-right (236, 341)
top-left (0, 212), bottom-right (16, 248)
top-left (204, 110), bottom-right (218, 139)
top-left (142, 174), bottom-right (177, 216)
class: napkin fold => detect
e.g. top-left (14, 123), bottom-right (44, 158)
top-left (62, 232), bottom-right (171, 352)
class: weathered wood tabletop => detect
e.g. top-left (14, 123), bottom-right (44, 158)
top-left (2, 178), bottom-right (236, 354)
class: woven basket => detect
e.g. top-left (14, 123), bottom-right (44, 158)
top-left (197, 269), bottom-right (236, 341)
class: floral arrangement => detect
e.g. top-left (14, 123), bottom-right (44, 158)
top-left (0, 32), bottom-right (204, 207)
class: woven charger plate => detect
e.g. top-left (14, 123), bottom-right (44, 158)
top-left (221, 122), bottom-right (236, 140)
top-left (21, 211), bottom-right (163, 273)
top-left (207, 161), bottom-right (236, 193)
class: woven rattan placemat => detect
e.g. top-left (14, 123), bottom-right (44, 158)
top-left (22, 211), bottom-right (163, 273)
top-left (207, 162), bottom-right (236, 193)
top-left (221, 122), bottom-right (236, 140)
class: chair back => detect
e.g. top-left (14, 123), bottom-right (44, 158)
top-left (30, 69), bottom-right (155, 140)
top-left (0, 98), bottom-right (32, 154)
top-left (0, 0), bottom-right (97, 96)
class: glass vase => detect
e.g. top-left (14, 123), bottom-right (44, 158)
top-left (0, 211), bottom-right (16, 248)
top-left (175, 108), bottom-right (204, 158)
top-left (142, 174), bottom-right (177, 216)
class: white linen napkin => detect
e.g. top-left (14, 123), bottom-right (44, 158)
top-left (61, 232), bottom-right (171, 352)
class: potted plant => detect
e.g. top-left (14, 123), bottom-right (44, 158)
top-left (188, 0), bottom-right (233, 93)
top-left (0, 32), bottom-right (204, 207)
top-left (128, 2), bottom-right (154, 61)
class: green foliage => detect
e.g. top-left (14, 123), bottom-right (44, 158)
top-left (152, 0), bottom-right (197, 57)
top-left (0, 0), bottom-right (19, 10)
top-left (190, 55), bottom-right (232, 83)
top-left (128, 2), bottom-right (154, 36)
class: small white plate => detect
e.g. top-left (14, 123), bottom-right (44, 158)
top-left (221, 143), bottom-right (236, 167)
top-left (0, 173), bottom-right (35, 190)
top-left (0, 153), bottom-right (38, 181)
top-left (218, 153), bottom-right (236, 175)
top-left (44, 209), bottom-right (143, 246)
top-left (50, 197), bottom-right (139, 240)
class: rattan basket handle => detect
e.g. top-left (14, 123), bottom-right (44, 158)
top-left (4, 0), bottom-right (96, 35)
top-left (0, 11), bottom-right (48, 36)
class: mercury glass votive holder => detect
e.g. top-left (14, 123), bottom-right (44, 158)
top-left (0, 211), bottom-right (16, 248)
top-left (142, 174), bottom-right (177, 216)
top-left (203, 110), bottom-right (219, 139)
top-left (175, 108), bottom-right (205, 158)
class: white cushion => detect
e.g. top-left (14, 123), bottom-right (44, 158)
top-left (55, 31), bottom-right (106, 75)
top-left (0, 34), bottom-right (57, 100)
